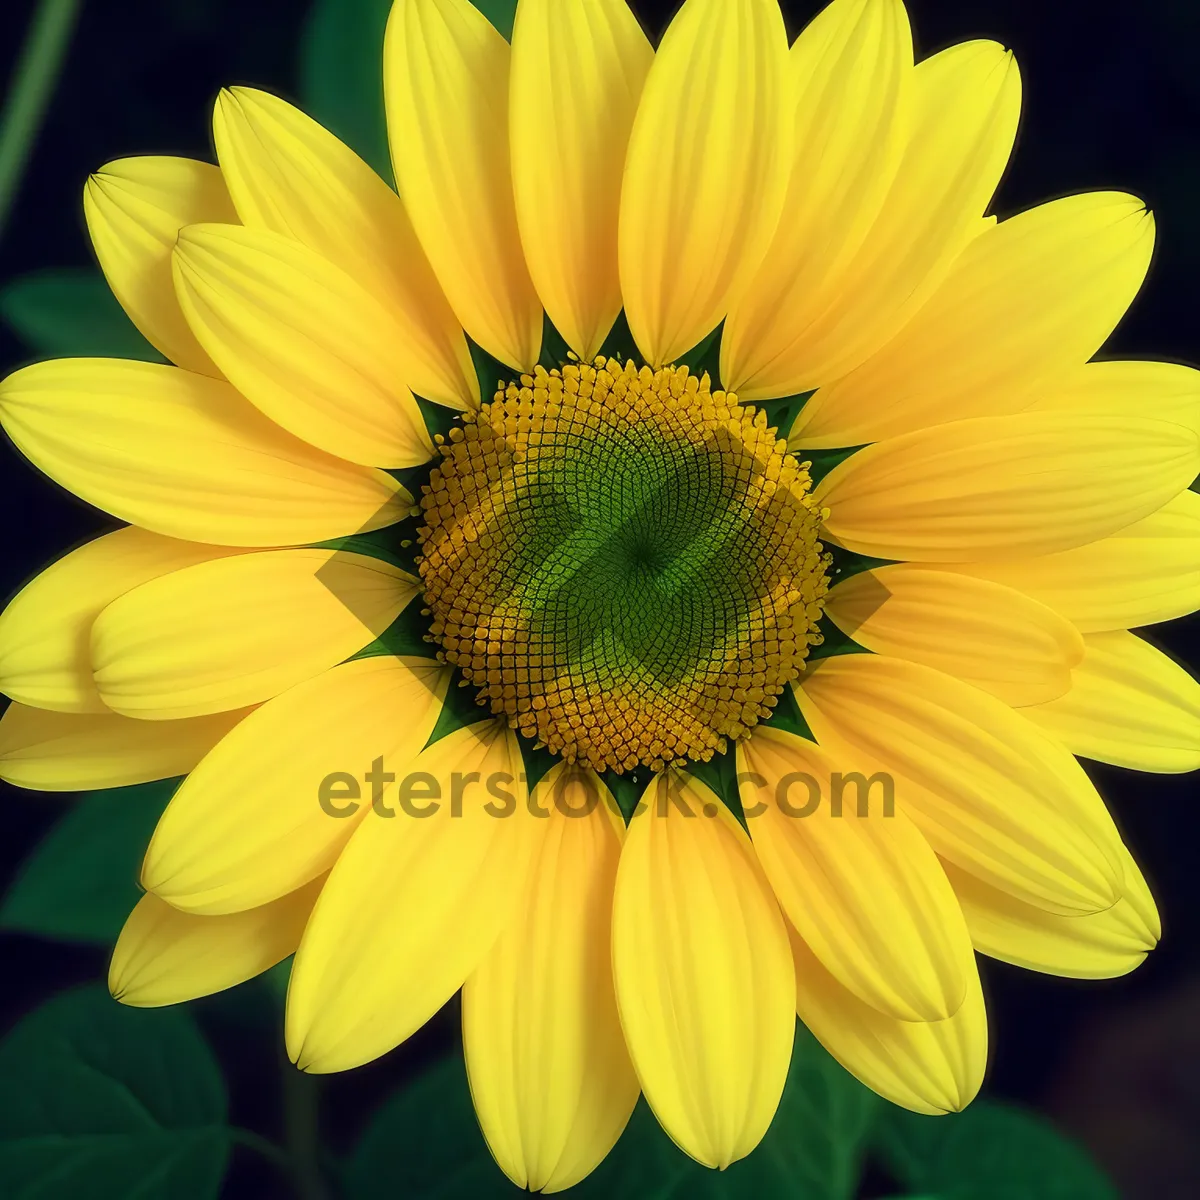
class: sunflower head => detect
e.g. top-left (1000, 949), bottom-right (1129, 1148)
top-left (418, 357), bottom-right (831, 772)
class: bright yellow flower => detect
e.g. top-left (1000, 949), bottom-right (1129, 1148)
top-left (1, 0), bottom-right (1197, 1190)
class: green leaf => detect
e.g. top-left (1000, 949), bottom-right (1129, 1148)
top-left (0, 779), bottom-right (178, 944)
top-left (0, 268), bottom-right (162, 360)
top-left (0, 984), bottom-right (230, 1199)
top-left (344, 1053), bottom-right (516, 1198)
top-left (298, 0), bottom-right (393, 180)
top-left (348, 1026), bottom-right (879, 1198)
top-left (470, 0), bottom-right (517, 40)
top-left (709, 1023), bottom-right (880, 1199)
top-left (877, 1101), bottom-right (1119, 1200)
top-left (580, 1026), bottom-right (878, 1198)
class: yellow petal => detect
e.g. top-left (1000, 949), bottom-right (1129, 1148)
top-left (1023, 631), bottom-right (1200, 773)
top-left (83, 157), bottom-right (236, 376)
top-left (815, 413), bottom-right (1200, 561)
top-left (0, 359), bottom-right (407, 547)
top-left (384, 0), bottom-right (542, 370)
top-left (287, 721), bottom-right (542, 1073)
top-left (794, 193), bottom-right (1155, 446)
top-left (824, 563), bottom-right (1085, 706)
top-left (618, 0), bottom-right (790, 367)
top-left (212, 86), bottom-right (477, 410)
top-left (0, 703), bottom-right (250, 792)
top-left (509, 0), bottom-right (652, 362)
top-left (738, 727), bottom-right (973, 1022)
top-left (795, 654), bottom-right (1127, 915)
top-left (0, 527), bottom-right (243, 713)
top-left (943, 855), bottom-right (1159, 980)
top-left (92, 549), bottom-right (417, 719)
top-left (611, 771), bottom-right (794, 1169)
top-left (790, 926), bottom-right (987, 1115)
top-left (110, 880), bottom-right (321, 1007)
top-left (142, 656), bottom-right (450, 914)
top-left (947, 488), bottom-right (1200, 632)
top-left (722, 0), bottom-right (912, 397)
top-left (173, 223), bottom-right (432, 468)
top-left (1025, 359), bottom-right (1200, 435)
top-left (463, 765), bottom-right (637, 1193)
top-left (731, 39), bottom-right (1021, 399)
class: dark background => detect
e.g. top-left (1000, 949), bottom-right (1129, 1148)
top-left (0, 1), bottom-right (1197, 1196)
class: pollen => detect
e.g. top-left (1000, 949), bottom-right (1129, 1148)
top-left (417, 358), bottom-right (831, 773)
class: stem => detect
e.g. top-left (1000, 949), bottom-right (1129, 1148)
top-left (230, 1063), bottom-right (330, 1200)
top-left (0, 0), bottom-right (82, 242)
top-left (282, 1062), bottom-right (331, 1200)
top-left (230, 1127), bottom-right (295, 1178)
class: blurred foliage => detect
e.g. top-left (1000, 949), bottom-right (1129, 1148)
top-left (0, 779), bottom-right (177, 943)
top-left (0, 266), bottom-right (160, 360)
top-left (0, 985), bottom-right (229, 1198)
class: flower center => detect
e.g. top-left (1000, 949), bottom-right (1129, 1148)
top-left (417, 358), bottom-right (830, 773)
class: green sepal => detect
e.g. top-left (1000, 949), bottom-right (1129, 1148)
top-left (424, 669), bottom-right (492, 747)
top-left (801, 443), bottom-right (867, 487)
top-left (760, 678), bottom-right (816, 740)
top-left (826, 543), bottom-right (896, 585)
top-left (538, 312), bottom-right (573, 371)
top-left (808, 613), bottom-right (871, 662)
top-left (351, 594), bottom-right (436, 661)
top-left (597, 309), bottom-right (638, 364)
top-left (469, 0), bottom-right (517, 41)
top-left (414, 393), bottom-right (462, 445)
top-left (601, 769), bottom-right (647, 823)
top-left (468, 335), bottom-right (518, 404)
top-left (677, 321), bottom-right (724, 386)
top-left (753, 390), bottom-right (815, 442)
top-left (687, 746), bottom-right (748, 828)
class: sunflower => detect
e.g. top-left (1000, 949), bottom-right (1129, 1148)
top-left (1, 0), bottom-right (1198, 1189)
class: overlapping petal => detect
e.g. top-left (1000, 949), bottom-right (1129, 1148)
top-left (142, 656), bottom-right (450, 914)
top-left (949, 488), bottom-right (1200, 632)
top-left (1025, 359), bottom-right (1200, 435)
top-left (464, 766), bottom-right (637, 1193)
top-left (83, 156), bottom-right (236, 375)
top-left (824, 564), bottom-right (1084, 705)
top-left (729, 39), bottom-right (1020, 399)
top-left (0, 703), bottom-right (250, 792)
top-left (384, 0), bottom-right (542, 370)
top-left (173, 224), bottom-right (433, 467)
top-left (723, 0), bottom-right (913, 397)
top-left (619, 0), bottom-right (791, 366)
top-left (110, 880), bottom-right (321, 1007)
top-left (1024, 631), bottom-right (1200, 773)
top-left (794, 193), bottom-right (1155, 445)
top-left (611, 771), bottom-right (795, 1169)
top-left (509, 0), bottom-right (652, 362)
top-left (739, 727), bottom-right (974, 1022)
top-left (0, 360), bottom-right (408, 547)
top-left (92, 549), bottom-right (417, 719)
top-left (789, 926), bottom-right (987, 1115)
top-left (287, 721), bottom-right (542, 1073)
top-left (815, 413), bottom-right (1200, 561)
top-left (943, 855), bottom-right (1159, 980)
top-left (795, 655), bottom-right (1129, 915)
top-left (213, 86), bottom-right (477, 410)
top-left (0, 527), bottom-right (243, 712)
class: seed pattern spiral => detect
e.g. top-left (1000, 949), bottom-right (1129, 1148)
top-left (417, 357), bottom-right (830, 773)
